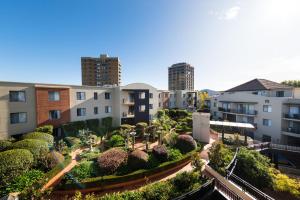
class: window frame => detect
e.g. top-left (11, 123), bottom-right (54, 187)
top-left (49, 110), bottom-right (61, 120)
top-left (77, 108), bottom-right (86, 116)
top-left (76, 92), bottom-right (86, 100)
top-left (9, 91), bottom-right (26, 102)
top-left (48, 91), bottom-right (60, 101)
top-left (10, 112), bottom-right (27, 124)
top-left (105, 92), bottom-right (111, 100)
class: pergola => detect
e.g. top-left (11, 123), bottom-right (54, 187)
top-left (210, 121), bottom-right (256, 144)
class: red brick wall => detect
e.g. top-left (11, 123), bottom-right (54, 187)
top-left (35, 87), bottom-right (70, 127)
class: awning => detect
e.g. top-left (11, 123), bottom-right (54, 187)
top-left (210, 121), bottom-right (255, 129)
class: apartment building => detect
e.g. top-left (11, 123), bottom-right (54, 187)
top-left (0, 81), bottom-right (158, 139)
top-left (208, 79), bottom-right (300, 146)
top-left (168, 63), bottom-right (194, 91)
top-left (81, 54), bottom-right (121, 86)
top-left (159, 90), bottom-right (198, 111)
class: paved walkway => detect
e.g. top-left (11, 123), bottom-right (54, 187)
top-left (42, 148), bottom-right (83, 191)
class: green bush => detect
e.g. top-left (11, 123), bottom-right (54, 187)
top-left (0, 140), bottom-right (12, 152)
top-left (136, 122), bottom-right (148, 137)
top-left (168, 148), bottom-right (183, 161)
top-left (4, 169), bottom-right (44, 195)
top-left (128, 149), bottom-right (149, 170)
top-left (162, 131), bottom-right (178, 147)
top-left (175, 134), bottom-right (197, 153)
top-left (64, 136), bottom-right (81, 147)
top-left (109, 135), bottom-right (125, 147)
top-left (97, 148), bottom-right (128, 174)
top-left (86, 119), bottom-right (100, 132)
top-left (12, 139), bottom-right (49, 165)
top-left (171, 171), bottom-right (200, 194)
top-left (0, 149), bottom-right (34, 186)
top-left (102, 117), bottom-right (113, 129)
top-left (43, 155), bottom-right (72, 181)
top-left (35, 125), bottom-right (53, 135)
top-left (73, 120), bottom-right (87, 130)
top-left (44, 151), bottom-right (65, 170)
top-left (80, 151), bottom-right (100, 161)
top-left (69, 161), bottom-right (96, 181)
top-left (62, 123), bottom-right (78, 137)
top-left (147, 154), bottom-right (160, 169)
top-left (152, 145), bottom-right (168, 162)
top-left (23, 132), bottom-right (54, 146)
top-left (141, 181), bottom-right (173, 200)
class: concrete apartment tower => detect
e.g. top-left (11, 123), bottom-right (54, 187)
top-left (168, 62), bottom-right (194, 91)
top-left (81, 54), bottom-right (121, 86)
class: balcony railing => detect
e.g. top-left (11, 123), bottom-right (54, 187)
top-left (283, 113), bottom-right (300, 120)
top-left (122, 112), bottom-right (135, 118)
top-left (218, 107), bottom-right (257, 115)
top-left (282, 127), bottom-right (300, 135)
top-left (122, 98), bottom-right (134, 105)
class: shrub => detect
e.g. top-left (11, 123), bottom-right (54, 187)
top-left (5, 169), bottom-right (44, 195)
top-left (80, 151), bottom-right (100, 161)
top-left (102, 117), bottom-right (113, 129)
top-left (147, 154), bottom-right (160, 169)
top-left (44, 151), bottom-right (65, 170)
top-left (12, 139), bottom-right (49, 165)
top-left (175, 134), bottom-right (197, 153)
top-left (168, 148), bottom-right (182, 161)
top-left (62, 123), bottom-right (78, 137)
top-left (141, 181), bottom-right (173, 200)
top-left (0, 140), bottom-right (12, 152)
top-left (0, 149), bottom-right (34, 186)
top-left (23, 132), bottom-right (54, 146)
top-left (136, 122), bottom-right (148, 137)
top-left (70, 161), bottom-right (96, 180)
top-left (208, 142), bottom-right (233, 175)
top-left (35, 125), bottom-right (53, 135)
top-left (64, 136), bottom-right (81, 147)
top-left (120, 124), bottom-right (134, 130)
top-left (163, 131), bottom-right (178, 147)
top-left (97, 148), bottom-right (128, 174)
top-left (171, 171), bottom-right (201, 194)
top-left (128, 149), bottom-right (149, 170)
top-left (73, 120), bottom-right (87, 130)
top-left (86, 119), bottom-right (100, 132)
top-left (152, 145), bottom-right (168, 162)
top-left (109, 135), bottom-right (125, 147)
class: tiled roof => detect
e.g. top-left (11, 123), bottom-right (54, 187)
top-left (226, 79), bottom-right (292, 92)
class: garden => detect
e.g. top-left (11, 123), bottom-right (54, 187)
top-left (0, 109), bottom-right (207, 199)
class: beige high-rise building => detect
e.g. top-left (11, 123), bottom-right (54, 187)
top-left (168, 62), bottom-right (194, 91)
top-left (81, 54), bottom-right (121, 86)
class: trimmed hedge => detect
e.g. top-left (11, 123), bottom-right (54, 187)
top-left (23, 132), bottom-right (54, 145)
top-left (12, 139), bottom-right (49, 165)
top-left (44, 151), bottom-right (65, 169)
top-left (86, 119), bottom-right (100, 132)
top-left (97, 148), bottom-right (128, 174)
top-left (0, 149), bottom-right (34, 186)
top-left (57, 150), bottom-right (194, 190)
top-left (64, 136), bottom-right (81, 148)
top-left (175, 134), bottom-right (197, 153)
top-left (109, 135), bottom-right (125, 147)
top-left (152, 145), bottom-right (168, 162)
top-left (128, 149), bottom-right (149, 170)
top-left (44, 155), bottom-right (72, 181)
top-left (0, 140), bottom-right (12, 152)
top-left (35, 125), bottom-right (53, 135)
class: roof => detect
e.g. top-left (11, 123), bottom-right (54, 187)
top-left (210, 121), bottom-right (255, 129)
top-left (226, 79), bottom-right (292, 92)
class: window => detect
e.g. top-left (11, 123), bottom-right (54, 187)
top-left (94, 107), bottom-right (98, 114)
top-left (48, 91), bottom-right (60, 101)
top-left (265, 100), bottom-right (270, 104)
top-left (105, 106), bottom-right (112, 113)
top-left (139, 92), bottom-right (145, 99)
top-left (10, 112), bottom-right (27, 124)
top-left (76, 92), bottom-right (86, 100)
top-left (139, 105), bottom-right (146, 112)
top-left (159, 102), bottom-right (161, 107)
top-left (77, 108), bottom-right (86, 116)
top-left (263, 119), bottom-right (272, 127)
top-left (263, 105), bottom-right (272, 112)
top-left (105, 92), bottom-right (111, 100)
top-left (9, 91), bottom-right (26, 102)
top-left (276, 91), bottom-right (284, 97)
top-left (94, 92), bottom-right (98, 100)
top-left (149, 114), bottom-right (153, 120)
top-left (49, 110), bottom-right (61, 120)
top-left (213, 102), bottom-right (217, 107)
top-left (159, 94), bottom-right (161, 98)
top-left (165, 93), bottom-right (168, 98)
top-left (149, 93), bottom-right (153, 98)
top-left (149, 104), bottom-right (153, 109)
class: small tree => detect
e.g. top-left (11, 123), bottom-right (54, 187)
top-left (191, 152), bottom-right (205, 172)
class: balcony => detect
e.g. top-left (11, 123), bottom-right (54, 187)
top-left (282, 127), bottom-right (300, 138)
top-left (218, 107), bottom-right (257, 115)
top-left (122, 112), bottom-right (135, 118)
top-left (122, 98), bottom-right (134, 105)
top-left (283, 113), bottom-right (300, 121)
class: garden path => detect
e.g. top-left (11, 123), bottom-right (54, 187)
top-left (42, 148), bottom-right (83, 191)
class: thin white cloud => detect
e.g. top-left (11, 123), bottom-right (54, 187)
top-left (209, 6), bottom-right (240, 20)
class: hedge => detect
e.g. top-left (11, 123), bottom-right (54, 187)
top-left (44, 151), bottom-right (65, 169)
top-left (57, 150), bottom-right (195, 190)
top-left (12, 139), bottom-right (49, 165)
top-left (86, 119), bottom-right (100, 132)
top-left (23, 132), bottom-right (54, 146)
top-left (0, 140), bottom-right (12, 152)
top-left (43, 155), bottom-right (72, 181)
top-left (0, 149), bottom-right (34, 186)
top-left (35, 125), bottom-right (53, 135)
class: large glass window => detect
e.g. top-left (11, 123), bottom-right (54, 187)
top-left (49, 110), bottom-right (61, 120)
top-left (105, 106), bottom-right (112, 113)
top-left (10, 112), bottom-right (27, 124)
top-left (77, 108), bottom-right (86, 116)
top-left (276, 91), bottom-right (284, 97)
top-left (76, 92), bottom-right (86, 100)
top-left (48, 91), bottom-right (60, 101)
top-left (9, 91), bottom-right (26, 102)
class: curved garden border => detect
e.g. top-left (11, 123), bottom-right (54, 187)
top-left (52, 152), bottom-right (194, 195)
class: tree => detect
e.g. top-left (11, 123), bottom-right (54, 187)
top-left (208, 142), bottom-right (233, 175)
top-left (281, 80), bottom-right (300, 87)
top-left (198, 91), bottom-right (210, 109)
top-left (191, 152), bottom-right (205, 172)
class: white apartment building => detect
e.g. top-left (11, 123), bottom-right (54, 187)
top-left (209, 79), bottom-right (300, 146)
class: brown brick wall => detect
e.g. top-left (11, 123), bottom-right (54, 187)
top-left (35, 87), bottom-right (70, 127)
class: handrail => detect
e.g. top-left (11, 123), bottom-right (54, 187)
top-left (225, 147), bottom-right (239, 170)
top-left (248, 142), bottom-right (300, 153)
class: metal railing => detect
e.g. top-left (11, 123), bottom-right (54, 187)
top-left (248, 142), bottom-right (300, 153)
top-left (218, 107), bottom-right (257, 115)
top-left (283, 113), bottom-right (300, 120)
top-left (282, 127), bottom-right (300, 134)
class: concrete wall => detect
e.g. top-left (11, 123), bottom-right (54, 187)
top-left (0, 82), bottom-right (36, 139)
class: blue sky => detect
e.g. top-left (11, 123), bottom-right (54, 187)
top-left (0, 0), bottom-right (299, 91)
